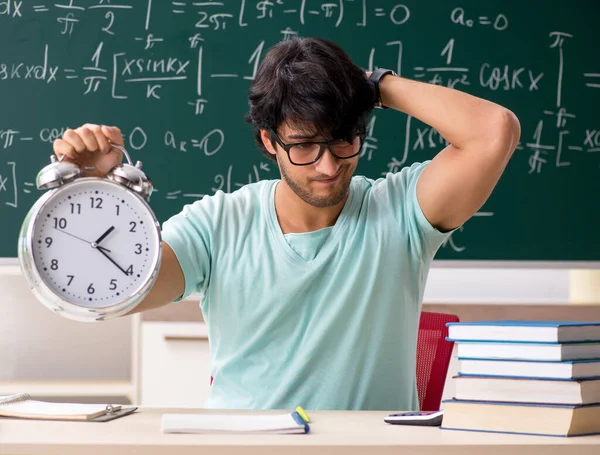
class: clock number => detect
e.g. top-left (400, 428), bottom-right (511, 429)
top-left (67, 275), bottom-right (74, 285)
top-left (135, 243), bottom-right (142, 254)
top-left (70, 203), bottom-right (81, 214)
top-left (115, 205), bottom-right (120, 216)
top-left (53, 217), bottom-right (67, 229)
top-left (109, 279), bottom-right (117, 290)
top-left (50, 259), bottom-right (58, 270)
top-left (45, 237), bottom-right (53, 248)
top-left (125, 265), bottom-right (134, 275)
top-left (90, 197), bottom-right (103, 209)
top-left (87, 283), bottom-right (95, 294)
top-left (129, 221), bottom-right (137, 232)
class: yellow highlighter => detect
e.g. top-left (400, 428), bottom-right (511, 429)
top-left (295, 406), bottom-right (311, 423)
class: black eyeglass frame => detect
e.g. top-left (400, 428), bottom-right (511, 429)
top-left (269, 128), bottom-right (365, 166)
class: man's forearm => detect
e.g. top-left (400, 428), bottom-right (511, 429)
top-left (379, 76), bottom-right (518, 152)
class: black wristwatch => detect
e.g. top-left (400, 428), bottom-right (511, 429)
top-left (369, 68), bottom-right (397, 109)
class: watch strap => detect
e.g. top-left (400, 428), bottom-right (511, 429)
top-left (369, 68), bottom-right (397, 109)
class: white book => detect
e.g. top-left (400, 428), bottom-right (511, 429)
top-left (458, 358), bottom-right (600, 379)
top-left (161, 412), bottom-right (310, 434)
top-left (456, 341), bottom-right (600, 361)
top-left (447, 320), bottom-right (600, 343)
top-left (454, 375), bottom-right (600, 405)
top-left (0, 393), bottom-right (121, 421)
top-left (441, 400), bottom-right (600, 437)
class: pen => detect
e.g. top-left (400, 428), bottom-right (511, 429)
top-left (295, 406), bottom-right (311, 423)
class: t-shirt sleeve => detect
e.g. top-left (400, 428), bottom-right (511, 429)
top-left (373, 160), bottom-right (456, 260)
top-left (161, 192), bottom-right (222, 302)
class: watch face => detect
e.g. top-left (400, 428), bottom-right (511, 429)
top-left (31, 179), bottom-right (160, 308)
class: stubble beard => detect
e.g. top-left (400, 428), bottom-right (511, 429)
top-left (279, 163), bottom-right (352, 208)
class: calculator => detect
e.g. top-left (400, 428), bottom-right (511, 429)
top-left (384, 410), bottom-right (444, 426)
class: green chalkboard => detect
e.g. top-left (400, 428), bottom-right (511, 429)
top-left (0, 0), bottom-right (598, 263)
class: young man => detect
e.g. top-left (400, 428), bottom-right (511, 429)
top-left (53, 38), bottom-right (520, 410)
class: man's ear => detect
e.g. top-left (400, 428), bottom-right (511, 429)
top-left (260, 129), bottom-right (277, 156)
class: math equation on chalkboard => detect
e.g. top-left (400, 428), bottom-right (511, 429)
top-left (0, 1), bottom-right (598, 261)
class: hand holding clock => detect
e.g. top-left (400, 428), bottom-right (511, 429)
top-left (53, 124), bottom-right (125, 178)
top-left (22, 123), bottom-right (163, 321)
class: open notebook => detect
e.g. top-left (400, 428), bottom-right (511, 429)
top-left (0, 393), bottom-right (131, 421)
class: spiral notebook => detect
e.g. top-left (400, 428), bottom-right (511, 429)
top-left (0, 392), bottom-right (136, 422)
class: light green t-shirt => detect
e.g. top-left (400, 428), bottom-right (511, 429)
top-left (162, 161), bottom-right (452, 410)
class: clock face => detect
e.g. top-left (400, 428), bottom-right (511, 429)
top-left (31, 179), bottom-right (160, 308)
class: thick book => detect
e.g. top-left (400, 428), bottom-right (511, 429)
top-left (446, 320), bottom-right (600, 343)
top-left (454, 341), bottom-right (600, 361)
top-left (458, 357), bottom-right (600, 379)
top-left (454, 375), bottom-right (600, 405)
top-left (441, 399), bottom-right (600, 437)
top-left (161, 411), bottom-right (310, 434)
top-left (0, 393), bottom-right (130, 421)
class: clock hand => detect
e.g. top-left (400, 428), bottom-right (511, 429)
top-left (94, 226), bottom-right (115, 245)
top-left (53, 228), bottom-right (111, 253)
top-left (96, 246), bottom-right (129, 276)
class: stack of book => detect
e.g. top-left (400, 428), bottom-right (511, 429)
top-left (440, 320), bottom-right (600, 437)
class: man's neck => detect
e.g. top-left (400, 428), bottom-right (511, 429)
top-left (274, 181), bottom-right (348, 234)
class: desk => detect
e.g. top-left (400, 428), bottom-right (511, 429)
top-left (1, 408), bottom-right (599, 455)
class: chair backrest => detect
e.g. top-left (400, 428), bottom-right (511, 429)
top-left (416, 311), bottom-right (459, 411)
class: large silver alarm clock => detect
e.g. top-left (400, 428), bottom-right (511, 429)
top-left (18, 146), bottom-right (162, 322)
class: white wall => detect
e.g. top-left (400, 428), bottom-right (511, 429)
top-left (0, 265), bottom-right (131, 381)
top-left (424, 266), bottom-right (570, 304)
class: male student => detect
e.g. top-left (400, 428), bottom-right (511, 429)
top-left (53, 37), bottom-right (520, 410)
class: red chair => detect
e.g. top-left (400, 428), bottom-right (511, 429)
top-left (416, 311), bottom-right (460, 411)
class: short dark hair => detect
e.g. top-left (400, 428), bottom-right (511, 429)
top-left (245, 37), bottom-right (376, 162)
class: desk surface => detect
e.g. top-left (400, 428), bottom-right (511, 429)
top-left (1, 407), bottom-right (599, 455)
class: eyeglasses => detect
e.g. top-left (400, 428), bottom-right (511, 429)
top-left (269, 128), bottom-right (364, 166)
